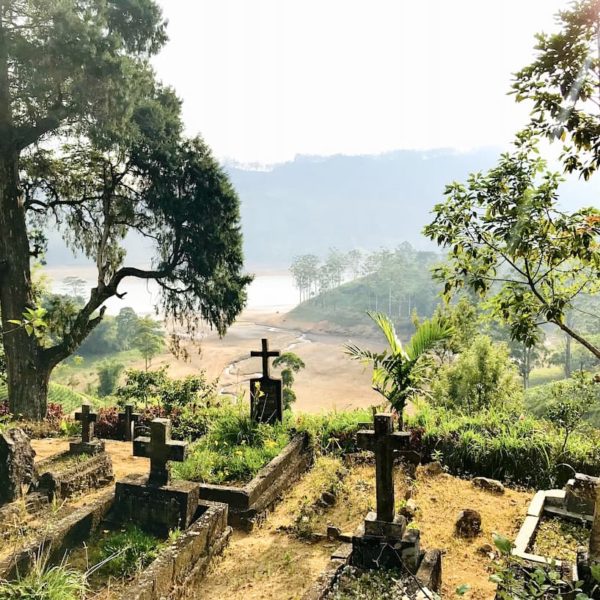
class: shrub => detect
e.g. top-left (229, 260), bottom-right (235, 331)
top-left (95, 406), bottom-right (121, 439)
top-left (432, 336), bottom-right (523, 414)
top-left (407, 402), bottom-right (600, 488)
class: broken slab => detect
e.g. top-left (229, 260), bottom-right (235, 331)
top-left (0, 428), bottom-right (37, 504)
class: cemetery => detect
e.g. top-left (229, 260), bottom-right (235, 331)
top-left (1, 1), bottom-right (600, 598)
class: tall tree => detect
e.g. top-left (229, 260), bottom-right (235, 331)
top-left (512, 0), bottom-right (600, 180)
top-left (0, 1), bottom-right (250, 419)
top-left (424, 135), bottom-right (600, 362)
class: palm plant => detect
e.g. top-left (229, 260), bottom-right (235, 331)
top-left (345, 312), bottom-right (453, 427)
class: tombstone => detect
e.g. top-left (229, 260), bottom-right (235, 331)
top-left (115, 418), bottom-right (199, 534)
top-left (0, 428), bottom-right (37, 504)
top-left (133, 418), bottom-right (186, 487)
top-left (70, 403), bottom-right (104, 455)
top-left (352, 413), bottom-right (422, 571)
top-left (118, 404), bottom-right (140, 442)
top-left (249, 338), bottom-right (283, 424)
top-left (565, 474), bottom-right (599, 515)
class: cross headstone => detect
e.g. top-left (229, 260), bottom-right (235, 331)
top-left (249, 338), bottom-right (283, 424)
top-left (356, 413), bottom-right (410, 523)
top-left (118, 404), bottom-right (140, 442)
top-left (75, 404), bottom-right (97, 443)
top-left (133, 418), bottom-right (187, 487)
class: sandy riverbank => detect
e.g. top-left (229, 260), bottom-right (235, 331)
top-left (127, 308), bottom-right (384, 414)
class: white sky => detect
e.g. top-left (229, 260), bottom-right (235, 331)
top-left (153, 1), bottom-right (569, 164)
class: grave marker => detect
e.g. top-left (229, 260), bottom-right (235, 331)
top-left (118, 404), bottom-right (140, 442)
top-left (356, 413), bottom-right (410, 524)
top-left (70, 404), bottom-right (104, 455)
top-left (249, 338), bottom-right (283, 424)
top-left (133, 418), bottom-right (187, 487)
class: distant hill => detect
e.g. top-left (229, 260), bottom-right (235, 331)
top-left (45, 147), bottom-right (600, 270)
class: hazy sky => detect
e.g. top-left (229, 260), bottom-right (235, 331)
top-left (153, 1), bottom-right (569, 164)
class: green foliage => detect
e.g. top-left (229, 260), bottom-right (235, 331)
top-left (290, 244), bottom-right (442, 330)
top-left (345, 312), bottom-right (452, 420)
top-left (132, 317), bottom-right (165, 370)
top-left (293, 409), bottom-right (374, 455)
top-left (512, 0), bottom-right (600, 179)
top-left (273, 352), bottom-right (306, 410)
top-left (490, 534), bottom-right (592, 599)
top-left (94, 526), bottom-right (163, 579)
top-left (424, 134), bottom-right (600, 363)
top-left (408, 402), bottom-right (600, 488)
top-left (0, 558), bottom-right (87, 600)
top-left (116, 367), bottom-right (217, 412)
top-left (174, 402), bottom-right (290, 484)
top-left (96, 361), bottom-right (125, 398)
top-left (432, 335), bottom-right (523, 413)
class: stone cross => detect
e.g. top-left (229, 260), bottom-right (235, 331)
top-left (119, 404), bottom-right (140, 442)
top-left (75, 404), bottom-right (97, 443)
top-left (133, 418), bottom-right (187, 487)
top-left (251, 338), bottom-right (280, 379)
top-left (356, 413), bottom-right (410, 523)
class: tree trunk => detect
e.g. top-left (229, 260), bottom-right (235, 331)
top-left (590, 483), bottom-right (600, 563)
top-left (0, 149), bottom-right (48, 419)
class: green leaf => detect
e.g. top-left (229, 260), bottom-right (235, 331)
top-left (492, 533), bottom-right (513, 555)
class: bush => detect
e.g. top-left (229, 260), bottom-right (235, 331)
top-left (95, 406), bottom-right (121, 439)
top-left (407, 402), bottom-right (600, 488)
top-left (432, 336), bottom-right (523, 414)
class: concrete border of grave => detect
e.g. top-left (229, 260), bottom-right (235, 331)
top-left (35, 449), bottom-right (114, 500)
top-left (197, 432), bottom-right (313, 531)
top-left (512, 475), bottom-right (594, 582)
top-left (0, 490), bottom-right (232, 600)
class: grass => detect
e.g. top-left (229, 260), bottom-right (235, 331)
top-left (408, 401), bottom-right (600, 488)
top-left (528, 366), bottom-right (566, 388)
top-left (91, 525), bottom-right (165, 580)
top-left (174, 403), bottom-right (291, 485)
top-left (531, 517), bottom-right (589, 563)
top-left (326, 566), bottom-right (418, 600)
top-left (0, 556), bottom-right (87, 600)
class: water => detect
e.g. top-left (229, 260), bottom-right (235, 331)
top-left (46, 267), bottom-right (298, 316)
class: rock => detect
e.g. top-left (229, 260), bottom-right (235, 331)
top-left (423, 461), bottom-right (443, 476)
top-left (477, 543), bottom-right (494, 556)
top-left (0, 428), bottom-right (37, 503)
top-left (320, 491), bottom-right (336, 506)
top-left (473, 477), bottom-right (505, 494)
top-left (416, 549), bottom-right (443, 592)
top-left (455, 509), bottom-right (482, 538)
top-left (399, 499), bottom-right (418, 521)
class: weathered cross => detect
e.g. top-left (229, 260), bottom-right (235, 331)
top-left (251, 338), bottom-right (280, 379)
top-left (356, 413), bottom-right (410, 523)
top-left (133, 418), bottom-right (187, 487)
top-left (119, 404), bottom-right (140, 442)
top-left (75, 404), bottom-right (97, 443)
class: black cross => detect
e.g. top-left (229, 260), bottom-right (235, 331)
top-left (356, 413), bottom-right (410, 523)
top-left (250, 338), bottom-right (280, 379)
top-left (119, 404), bottom-right (140, 442)
top-left (133, 418), bottom-right (187, 487)
top-left (75, 404), bottom-right (97, 443)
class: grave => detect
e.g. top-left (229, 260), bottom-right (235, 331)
top-left (118, 403), bottom-right (140, 441)
top-left (70, 403), bottom-right (105, 455)
top-left (511, 472), bottom-right (597, 594)
top-left (116, 418), bottom-right (199, 535)
top-left (250, 338), bottom-right (283, 424)
top-left (303, 414), bottom-right (442, 599)
top-left (0, 428), bottom-right (37, 504)
top-left (36, 403), bottom-right (113, 500)
top-left (0, 417), bottom-right (232, 600)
